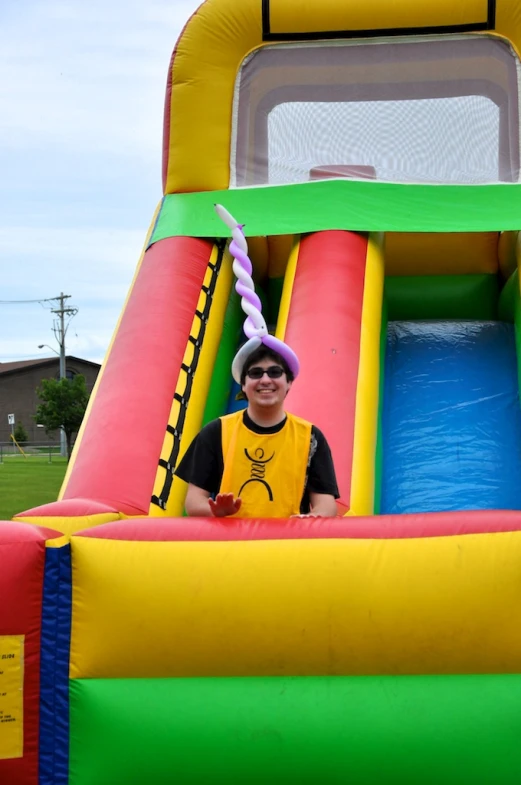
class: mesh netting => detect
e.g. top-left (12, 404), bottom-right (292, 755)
top-left (268, 96), bottom-right (499, 184)
top-left (232, 35), bottom-right (520, 186)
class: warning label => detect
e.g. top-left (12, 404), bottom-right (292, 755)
top-left (0, 635), bottom-right (24, 760)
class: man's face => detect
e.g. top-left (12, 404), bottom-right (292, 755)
top-left (241, 358), bottom-right (292, 410)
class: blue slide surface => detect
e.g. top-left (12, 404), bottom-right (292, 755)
top-left (381, 321), bottom-right (521, 514)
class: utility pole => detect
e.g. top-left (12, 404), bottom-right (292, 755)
top-left (51, 293), bottom-right (78, 457)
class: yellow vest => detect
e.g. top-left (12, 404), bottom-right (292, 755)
top-left (220, 411), bottom-right (312, 518)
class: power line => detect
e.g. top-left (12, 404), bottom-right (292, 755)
top-left (0, 297), bottom-right (59, 304)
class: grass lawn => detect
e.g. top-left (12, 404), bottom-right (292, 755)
top-left (0, 456), bottom-right (68, 521)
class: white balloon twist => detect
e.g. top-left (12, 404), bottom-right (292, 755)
top-left (214, 204), bottom-right (300, 383)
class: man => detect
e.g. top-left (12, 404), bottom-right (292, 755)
top-left (175, 345), bottom-right (339, 518)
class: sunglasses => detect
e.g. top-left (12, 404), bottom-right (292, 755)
top-left (245, 365), bottom-right (286, 380)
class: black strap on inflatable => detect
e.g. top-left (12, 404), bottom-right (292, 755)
top-left (150, 240), bottom-right (225, 511)
top-left (261, 0), bottom-right (495, 41)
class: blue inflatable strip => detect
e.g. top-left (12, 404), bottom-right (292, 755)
top-left (39, 544), bottom-right (71, 785)
top-left (381, 322), bottom-right (521, 515)
top-left (227, 380), bottom-right (248, 415)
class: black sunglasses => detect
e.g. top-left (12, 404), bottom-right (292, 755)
top-left (245, 365), bottom-right (285, 380)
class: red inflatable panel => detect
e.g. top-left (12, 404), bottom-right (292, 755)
top-left (62, 236), bottom-right (214, 516)
top-left (284, 231), bottom-right (368, 509)
top-left (75, 509), bottom-right (521, 542)
top-left (0, 522), bottom-right (62, 542)
top-left (0, 523), bottom-right (50, 785)
top-left (14, 498), bottom-right (120, 519)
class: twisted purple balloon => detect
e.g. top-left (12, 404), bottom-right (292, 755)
top-left (214, 204), bottom-right (300, 383)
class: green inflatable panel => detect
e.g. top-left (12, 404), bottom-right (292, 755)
top-left (385, 274), bottom-right (499, 320)
top-left (152, 181), bottom-right (521, 241)
top-left (202, 287), bottom-right (243, 424)
top-left (70, 675), bottom-right (521, 785)
top-left (503, 272), bottom-right (521, 397)
top-left (498, 270), bottom-right (518, 323)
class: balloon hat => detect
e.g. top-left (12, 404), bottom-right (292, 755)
top-left (214, 204), bottom-right (300, 384)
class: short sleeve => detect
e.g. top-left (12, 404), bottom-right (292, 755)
top-left (307, 426), bottom-right (340, 498)
top-left (174, 419), bottom-right (223, 494)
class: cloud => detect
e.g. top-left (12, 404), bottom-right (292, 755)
top-left (0, 0), bottom-right (202, 156)
top-left (0, 0), bottom-right (202, 363)
top-left (0, 223), bottom-right (148, 363)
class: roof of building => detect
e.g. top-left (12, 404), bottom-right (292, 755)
top-left (0, 356), bottom-right (101, 376)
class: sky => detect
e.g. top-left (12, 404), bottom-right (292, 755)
top-left (0, 0), bottom-right (202, 365)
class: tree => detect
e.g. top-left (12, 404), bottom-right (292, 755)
top-left (35, 374), bottom-right (89, 460)
top-left (13, 421), bottom-right (28, 443)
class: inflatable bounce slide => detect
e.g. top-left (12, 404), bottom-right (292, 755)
top-left (5, 0), bottom-right (521, 782)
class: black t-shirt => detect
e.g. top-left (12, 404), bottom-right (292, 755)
top-left (175, 410), bottom-right (339, 514)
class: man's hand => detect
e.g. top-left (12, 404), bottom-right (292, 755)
top-left (185, 485), bottom-right (241, 517)
top-left (290, 492), bottom-right (338, 518)
top-left (208, 492), bottom-right (242, 517)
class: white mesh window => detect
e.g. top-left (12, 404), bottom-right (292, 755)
top-left (231, 35), bottom-right (520, 186)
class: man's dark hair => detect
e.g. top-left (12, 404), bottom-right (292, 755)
top-left (240, 345), bottom-right (294, 385)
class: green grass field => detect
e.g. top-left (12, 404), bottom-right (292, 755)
top-left (0, 457), bottom-right (68, 521)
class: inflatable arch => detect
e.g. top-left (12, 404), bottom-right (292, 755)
top-left (6, 0), bottom-right (521, 783)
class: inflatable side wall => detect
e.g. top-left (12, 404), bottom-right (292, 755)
top-left (0, 523), bottom-right (70, 785)
top-left (43, 516), bottom-right (521, 784)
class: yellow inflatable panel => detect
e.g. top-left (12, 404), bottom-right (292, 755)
top-left (268, 0), bottom-right (490, 35)
top-left (385, 232), bottom-right (499, 276)
top-left (275, 236), bottom-right (300, 339)
top-left (165, 0), bottom-right (521, 193)
top-left (350, 233), bottom-right (384, 516)
top-left (498, 230), bottom-right (520, 278)
top-left (247, 236), bottom-right (269, 281)
top-left (165, 0), bottom-right (260, 192)
top-left (14, 513), bottom-right (120, 538)
top-left (268, 234), bottom-right (294, 279)
top-left (70, 531), bottom-right (521, 678)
